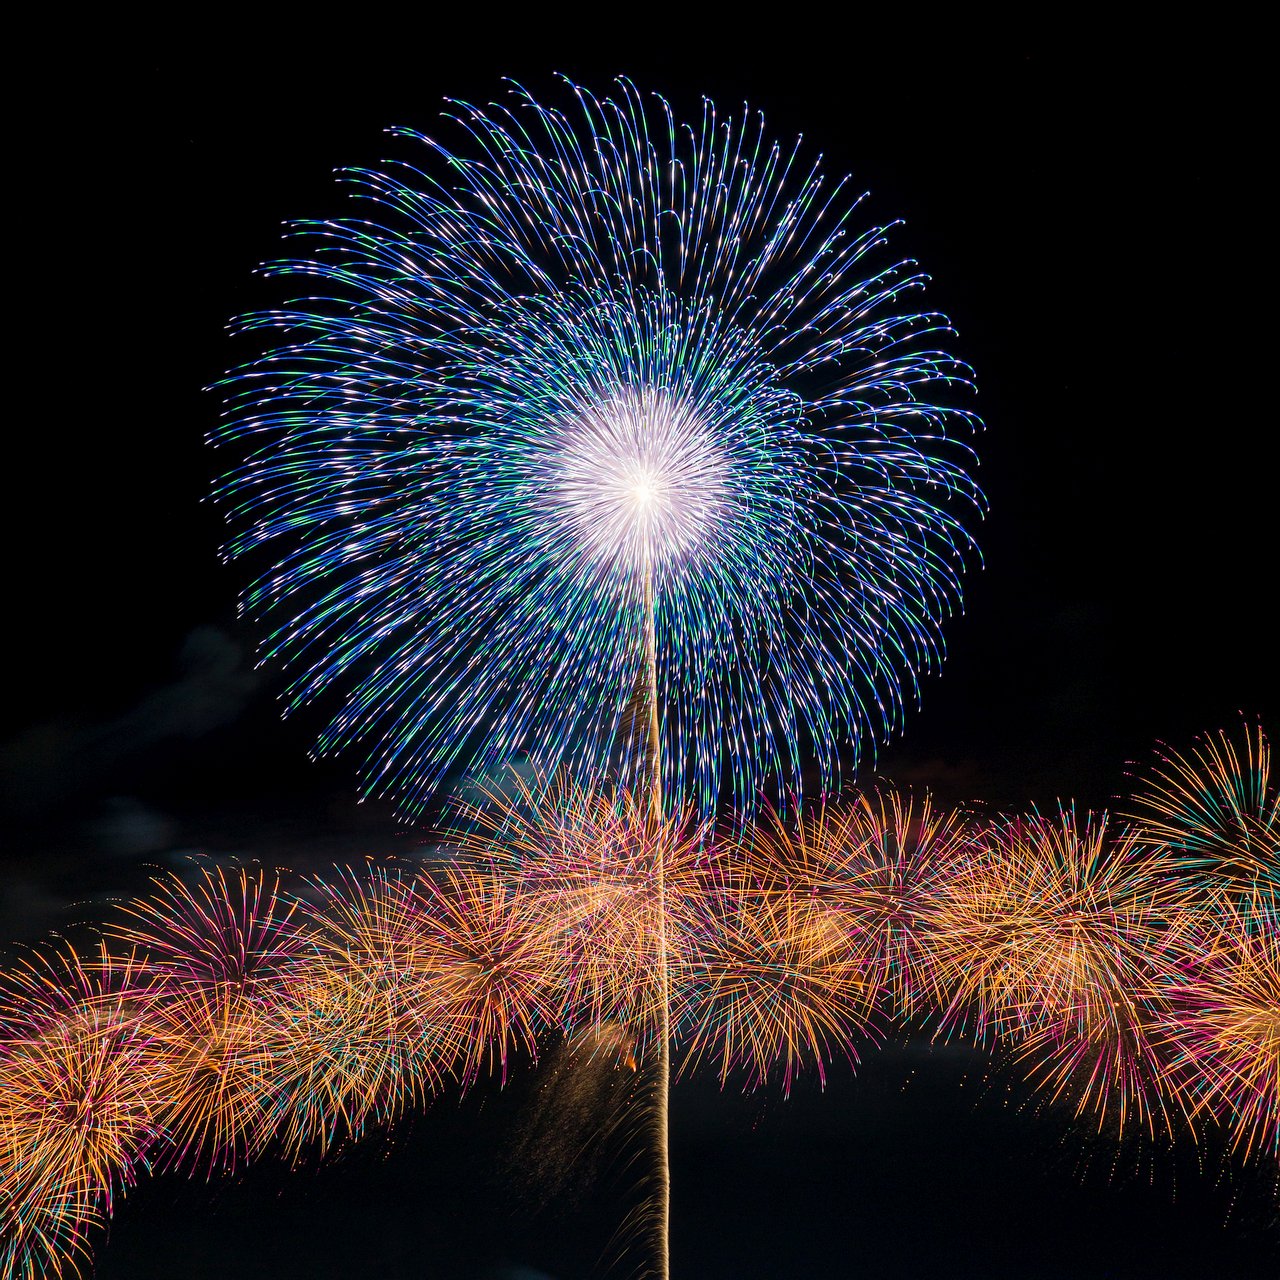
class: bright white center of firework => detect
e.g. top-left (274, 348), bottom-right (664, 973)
top-left (549, 388), bottom-right (727, 569)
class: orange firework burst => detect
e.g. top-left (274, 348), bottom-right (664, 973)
top-left (2, 743), bottom-right (1274, 1278)
top-left (1124, 718), bottom-right (1279, 907)
top-left (107, 863), bottom-right (307, 1175)
top-left (450, 778), bottom-right (715, 1039)
top-left (110, 861), bottom-right (306, 986)
top-left (826, 787), bottom-right (976, 1018)
top-left (676, 803), bottom-right (859, 1091)
top-left (677, 882), bottom-right (878, 1092)
top-left (1162, 897), bottom-right (1280, 1161)
top-left (722, 789), bottom-right (975, 1021)
top-left (0, 944), bottom-right (167, 1277)
top-left (928, 807), bottom-right (1188, 1135)
top-left (265, 867), bottom-right (458, 1160)
top-left (410, 852), bottom-right (562, 1089)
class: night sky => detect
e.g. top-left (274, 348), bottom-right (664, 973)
top-left (5, 17), bottom-right (1276, 1279)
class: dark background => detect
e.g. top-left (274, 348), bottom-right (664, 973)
top-left (5, 14), bottom-right (1275, 1278)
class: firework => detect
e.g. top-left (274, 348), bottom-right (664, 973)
top-left (452, 777), bottom-right (716, 1035)
top-left (1162, 897), bottom-right (1280, 1161)
top-left (403, 854), bottom-right (561, 1089)
top-left (928, 807), bottom-right (1188, 1135)
top-left (213, 78), bottom-right (984, 821)
top-left (839, 787), bottom-right (982, 1018)
top-left (675, 788), bottom-right (970, 1089)
top-left (0, 945), bottom-right (166, 1277)
top-left (0, 1180), bottom-right (98, 1280)
top-left (106, 864), bottom-right (307, 1175)
top-left (1, 768), bottom-right (1275, 1277)
top-left (1124, 718), bottom-right (1279, 906)
top-left (109, 862), bottom-right (306, 989)
top-left (733, 787), bottom-right (977, 1019)
top-left (264, 867), bottom-right (457, 1159)
top-left (678, 878), bottom-right (879, 1093)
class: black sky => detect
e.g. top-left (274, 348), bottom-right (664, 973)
top-left (5, 14), bottom-right (1276, 1279)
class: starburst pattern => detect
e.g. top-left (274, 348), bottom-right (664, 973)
top-left (408, 854), bottom-right (561, 1088)
top-left (1162, 897), bottom-right (1280, 1161)
top-left (733, 788), bottom-right (976, 1018)
top-left (679, 879), bottom-right (878, 1092)
top-left (105, 865), bottom-right (307, 1174)
top-left (0, 946), bottom-right (165, 1279)
top-left (1124, 718), bottom-right (1279, 906)
top-left (928, 807), bottom-right (1187, 1135)
top-left (264, 868), bottom-right (457, 1159)
top-left (213, 79), bottom-right (984, 820)
top-left (452, 777), bottom-right (716, 1035)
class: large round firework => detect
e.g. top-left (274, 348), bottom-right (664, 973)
top-left (214, 78), bottom-right (984, 820)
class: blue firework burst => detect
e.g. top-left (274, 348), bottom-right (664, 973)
top-left (213, 78), bottom-right (985, 820)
